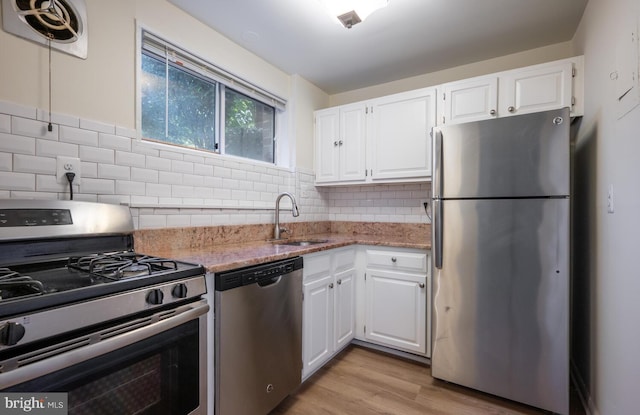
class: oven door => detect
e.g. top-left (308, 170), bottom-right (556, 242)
top-left (1, 299), bottom-right (209, 415)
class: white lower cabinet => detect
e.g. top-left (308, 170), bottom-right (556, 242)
top-left (362, 247), bottom-right (431, 357)
top-left (302, 247), bottom-right (356, 380)
top-left (302, 245), bottom-right (430, 380)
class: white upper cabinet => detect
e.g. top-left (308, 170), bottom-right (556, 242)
top-left (314, 56), bottom-right (583, 183)
top-left (369, 88), bottom-right (436, 181)
top-left (441, 76), bottom-right (498, 125)
top-left (438, 56), bottom-right (583, 126)
top-left (500, 61), bottom-right (573, 117)
top-left (314, 88), bottom-right (436, 185)
top-left (314, 104), bottom-right (366, 184)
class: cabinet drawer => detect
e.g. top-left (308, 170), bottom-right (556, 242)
top-left (303, 252), bottom-right (331, 282)
top-left (366, 249), bottom-right (427, 273)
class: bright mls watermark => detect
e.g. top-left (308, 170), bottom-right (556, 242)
top-left (0, 393), bottom-right (67, 414)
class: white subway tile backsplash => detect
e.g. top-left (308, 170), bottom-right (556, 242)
top-left (0, 133), bottom-right (36, 154)
top-left (11, 191), bottom-right (57, 200)
top-left (116, 180), bottom-right (145, 195)
top-left (0, 172), bottom-right (35, 191)
top-left (99, 133), bottom-right (132, 152)
top-left (81, 162), bottom-right (98, 178)
top-left (183, 154), bottom-right (205, 164)
top-left (36, 139), bottom-right (78, 158)
top-left (81, 178), bottom-right (115, 194)
top-left (12, 117), bottom-right (58, 140)
top-left (194, 163), bottom-right (214, 176)
top-left (0, 101), bottom-right (36, 119)
top-left (172, 160), bottom-right (194, 174)
top-left (139, 215), bottom-right (167, 229)
top-left (167, 215), bottom-right (191, 227)
top-left (59, 126), bottom-right (98, 146)
top-left (146, 183), bottom-right (172, 197)
top-left (116, 151), bottom-right (146, 168)
top-left (158, 171), bottom-right (182, 185)
top-left (172, 185), bottom-right (195, 198)
top-left (130, 195), bottom-right (159, 205)
top-left (80, 118), bottom-right (115, 134)
top-left (0, 100), bottom-right (428, 228)
top-left (146, 155), bottom-right (171, 171)
top-left (203, 176), bottom-right (223, 188)
top-left (214, 166), bottom-right (232, 178)
top-left (14, 154), bottom-right (56, 174)
top-left (0, 153), bottom-right (12, 171)
top-left (80, 146), bottom-right (114, 164)
top-left (0, 114), bottom-right (10, 133)
top-left (98, 164), bottom-right (130, 180)
top-left (131, 167), bottom-right (158, 183)
top-left (115, 126), bottom-right (137, 138)
top-left (132, 140), bottom-right (159, 157)
top-left (159, 150), bottom-right (184, 161)
top-left (194, 186), bottom-right (214, 198)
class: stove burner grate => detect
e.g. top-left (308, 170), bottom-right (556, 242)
top-left (0, 268), bottom-right (45, 300)
top-left (67, 252), bottom-right (178, 280)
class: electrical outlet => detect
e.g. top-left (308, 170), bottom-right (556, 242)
top-left (607, 185), bottom-right (615, 214)
top-left (56, 156), bottom-right (82, 184)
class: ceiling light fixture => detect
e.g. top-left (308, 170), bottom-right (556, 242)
top-left (318, 0), bottom-right (389, 29)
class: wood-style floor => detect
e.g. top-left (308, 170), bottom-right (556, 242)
top-left (272, 345), bottom-right (585, 415)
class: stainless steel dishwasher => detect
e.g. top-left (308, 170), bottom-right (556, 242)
top-left (214, 257), bottom-right (303, 415)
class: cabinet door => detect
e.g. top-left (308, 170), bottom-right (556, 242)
top-left (314, 108), bottom-right (340, 183)
top-left (339, 103), bottom-right (367, 182)
top-left (302, 275), bottom-right (334, 379)
top-left (441, 76), bottom-right (498, 125)
top-left (334, 267), bottom-right (356, 350)
top-left (365, 269), bottom-right (427, 354)
top-left (501, 61), bottom-right (573, 117)
top-left (369, 88), bottom-right (436, 180)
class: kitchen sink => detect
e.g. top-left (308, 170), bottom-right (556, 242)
top-left (273, 239), bottom-right (329, 246)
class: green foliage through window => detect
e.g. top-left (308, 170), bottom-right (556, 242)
top-left (140, 33), bottom-right (278, 164)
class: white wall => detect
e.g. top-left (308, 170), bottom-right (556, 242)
top-left (329, 41), bottom-right (575, 106)
top-left (571, 0), bottom-right (640, 414)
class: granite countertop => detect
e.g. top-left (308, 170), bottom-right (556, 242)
top-left (135, 222), bottom-right (431, 273)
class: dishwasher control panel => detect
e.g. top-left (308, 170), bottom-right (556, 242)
top-left (214, 257), bottom-right (303, 291)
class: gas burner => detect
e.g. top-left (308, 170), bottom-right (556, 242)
top-left (67, 252), bottom-right (178, 280)
top-left (0, 267), bottom-right (45, 300)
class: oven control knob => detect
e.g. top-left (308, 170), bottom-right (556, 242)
top-left (1, 322), bottom-right (26, 346)
top-left (146, 289), bottom-right (164, 305)
top-left (172, 283), bottom-right (188, 299)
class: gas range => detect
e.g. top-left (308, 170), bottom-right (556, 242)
top-left (0, 199), bottom-right (206, 350)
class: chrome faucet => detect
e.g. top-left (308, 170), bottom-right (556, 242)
top-left (274, 192), bottom-right (300, 240)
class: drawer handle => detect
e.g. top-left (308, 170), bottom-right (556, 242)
top-left (329, 283), bottom-right (334, 289)
top-left (391, 257), bottom-right (397, 263)
top-left (419, 283), bottom-right (425, 289)
top-left (337, 279), bottom-right (342, 285)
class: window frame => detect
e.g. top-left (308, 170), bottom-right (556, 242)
top-left (135, 26), bottom-right (287, 165)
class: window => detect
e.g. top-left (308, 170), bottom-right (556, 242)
top-left (139, 30), bottom-right (285, 164)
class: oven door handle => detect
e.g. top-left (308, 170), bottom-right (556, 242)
top-left (1, 300), bottom-right (209, 389)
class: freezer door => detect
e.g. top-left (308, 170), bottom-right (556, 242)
top-left (432, 107), bottom-right (570, 199)
top-left (431, 198), bottom-right (569, 415)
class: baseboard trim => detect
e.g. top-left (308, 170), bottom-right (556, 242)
top-left (571, 360), bottom-right (599, 415)
top-left (351, 339), bottom-right (430, 364)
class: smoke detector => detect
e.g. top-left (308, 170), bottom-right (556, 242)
top-left (2, 0), bottom-right (88, 59)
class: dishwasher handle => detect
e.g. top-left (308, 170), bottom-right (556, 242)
top-left (258, 276), bottom-right (281, 287)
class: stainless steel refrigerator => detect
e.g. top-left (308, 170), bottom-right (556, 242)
top-left (431, 108), bottom-right (570, 415)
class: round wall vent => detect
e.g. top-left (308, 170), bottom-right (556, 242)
top-left (2, 0), bottom-right (88, 59)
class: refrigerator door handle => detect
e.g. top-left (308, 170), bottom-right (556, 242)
top-left (433, 199), bottom-right (443, 269)
top-left (432, 129), bottom-right (443, 198)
